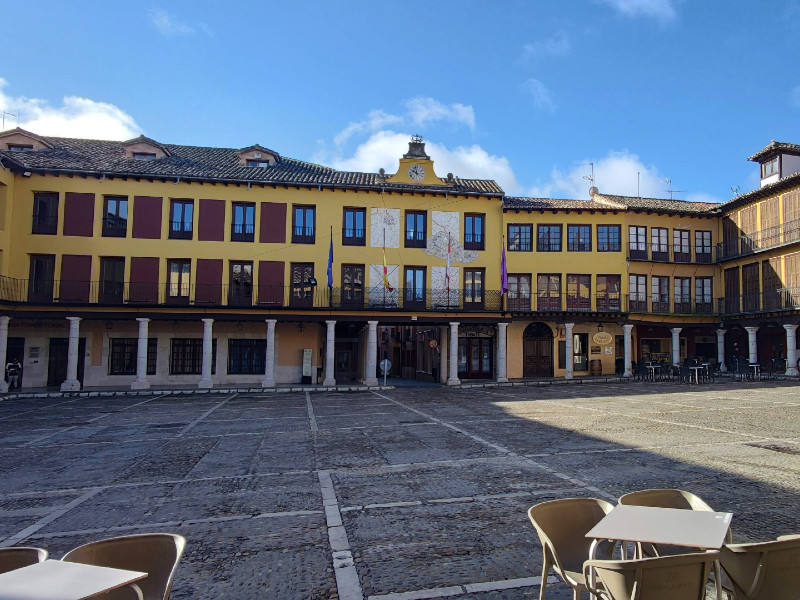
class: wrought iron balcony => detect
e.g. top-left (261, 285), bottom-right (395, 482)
top-left (717, 288), bottom-right (800, 316)
top-left (717, 219), bottom-right (800, 261)
top-left (627, 243), bottom-right (714, 264)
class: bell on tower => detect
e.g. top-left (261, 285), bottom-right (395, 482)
top-left (404, 134), bottom-right (430, 160)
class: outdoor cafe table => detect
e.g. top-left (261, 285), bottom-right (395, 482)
top-left (0, 559), bottom-right (147, 600)
top-left (645, 363), bottom-right (661, 381)
top-left (689, 365), bottom-right (705, 384)
top-left (586, 505), bottom-right (733, 600)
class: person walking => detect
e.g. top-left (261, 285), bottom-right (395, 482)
top-left (6, 357), bottom-right (21, 390)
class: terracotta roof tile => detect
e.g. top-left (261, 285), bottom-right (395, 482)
top-left (0, 135), bottom-right (503, 196)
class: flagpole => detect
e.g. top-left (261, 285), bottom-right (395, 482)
top-left (328, 225), bottom-right (333, 308)
top-left (383, 228), bottom-right (387, 307)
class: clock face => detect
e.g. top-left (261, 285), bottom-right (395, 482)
top-left (408, 163), bottom-right (426, 182)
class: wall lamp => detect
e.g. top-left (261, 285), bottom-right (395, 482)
top-left (236, 321), bottom-right (243, 331)
top-left (597, 323), bottom-right (604, 332)
top-left (297, 323), bottom-right (305, 333)
top-left (22, 171), bottom-right (32, 177)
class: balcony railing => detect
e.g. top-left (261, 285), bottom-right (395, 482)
top-left (11, 276), bottom-right (796, 317)
top-left (102, 217), bottom-right (127, 237)
top-left (231, 223), bottom-right (255, 242)
top-left (625, 295), bottom-right (717, 316)
top-left (627, 243), bottom-right (714, 264)
top-left (169, 221), bottom-right (193, 240)
top-left (506, 293), bottom-right (623, 314)
top-left (0, 277), bottom-right (504, 312)
top-left (717, 218), bottom-right (800, 261)
top-left (342, 228), bottom-right (365, 246)
top-left (718, 287), bottom-right (800, 315)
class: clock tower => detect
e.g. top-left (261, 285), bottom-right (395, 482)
top-left (386, 135), bottom-right (450, 186)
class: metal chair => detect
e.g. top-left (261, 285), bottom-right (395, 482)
top-left (719, 536), bottom-right (800, 600)
top-left (584, 550), bottom-right (719, 600)
top-left (528, 498), bottom-right (615, 600)
top-left (0, 547), bottom-right (48, 574)
top-left (62, 533), bottom-right (186, 600)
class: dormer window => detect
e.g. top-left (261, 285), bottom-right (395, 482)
top-left (237, 145), bottom-right (280, 166)
top-left (7, 144), bottom-right (33, 152)
top-left (761, 157), bottom-right (778, 178)
top-left (122, 135), bottom-right (170, 160)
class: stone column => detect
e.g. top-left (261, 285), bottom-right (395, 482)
top-left (131, 318), bottom-right (151, 390)
top-left (198, 318), bottom-right (214, 389)
top-left (323, 320), bottom-right (336, 386)
top-left (61, 317), bottom-right (82, 392)
top-left (447, 322), bottom-right (461, 386)
top-left (716, 328), bottom-right (727, 372)
top-left (564, 322), bottom-right (574, 380)
top-left (364, 320), bottom-right (379, 386)
top-left (623, 323), bottom-right (634, 377)
top-left (784, 324), bottom-right (799, 376)
top-left (439, 325), bottom-right (448, 384)
top-left (496, 323), bottom-right (509, 383)
top-left (670, 327), bottom-right (682, 366)
top-left (744, 326), bottom-right (759, 364)
top-left (0, 316), bottom-right (10, 393)
top-left (262, 319), bottom-right (277, 387)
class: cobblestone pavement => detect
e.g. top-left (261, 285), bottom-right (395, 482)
top-left (1, 381), bottom-right (799, 599)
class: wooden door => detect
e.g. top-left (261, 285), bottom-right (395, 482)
top-left (524, 337), bottom-right (552, 377)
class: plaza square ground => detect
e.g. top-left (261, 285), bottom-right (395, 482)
top-left (1, 381), bottom-right (800, 599)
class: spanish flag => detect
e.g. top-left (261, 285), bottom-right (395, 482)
top-left (382, 244), bottom-right (393, 292)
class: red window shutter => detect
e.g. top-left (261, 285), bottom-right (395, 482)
top-left (132, 196), bottom-right (163, 239)
top-left (195, 259), bottom-right (222, 304)
top-left (63, 193), bottom-right (95, 237)
top-left (59, 255), bottom-right (92, 302)
top-left (129, 257), bottom-right (160, 303)
top-left (198, 199), bottom-right (225, 241)
top-left (259, 202), bottom-right (286, 243)
top-left (258, 261), bottom-right (284, 305)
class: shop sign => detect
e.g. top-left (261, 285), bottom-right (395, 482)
top-left (592, 331), bottom-right (613, 345)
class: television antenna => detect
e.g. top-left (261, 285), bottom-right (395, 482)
top-left (577, 162), bottom-right (594, 186)
top-left (1, 111), bottom-right (17, 130)
top-left (731, 185), bottom-right (740, 196)
top-left (662, 178), bottom-right (685, 200)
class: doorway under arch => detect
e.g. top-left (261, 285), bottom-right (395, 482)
top-left (523, 322), bottom-right (553, 377)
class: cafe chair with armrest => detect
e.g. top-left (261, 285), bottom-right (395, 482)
top-left (62, 533), bottom-right (186, 600)
top-left (719, 536), bottom-right (800, 600)
top-left (0, 546), bottom-right (48, 574)
top-left (584, 550), bottom-right (719, 600)
top-left (528, 497), bottom-right (616, 600)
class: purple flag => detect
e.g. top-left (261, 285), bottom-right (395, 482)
top-left (327, 237), bottom-right (333, 288)
top-left (500, 242), bottom-right (509, 296)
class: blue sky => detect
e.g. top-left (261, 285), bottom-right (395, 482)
top-left (2, 0), bottom-right (800, 203)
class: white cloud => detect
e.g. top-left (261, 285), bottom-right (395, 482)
top-left (791, 85), bottom-right (800, 109)
top-left (148, 7), bottom-right (196, 35)
top-left (596, 0), bottom-right (678, 22)
top-left (520, 32), bottom-right (571, 61)
top-left (334, 109), bottom-right (403, 147)
top-left (326, 130), bottom-right (521, 195)
top-left (522, 78), bottom-right (556, 112)
top-left (0, 78), bottom-right (142, 140)
top-left (528, 150), bottom-right (673, 199)
top-left (406, 97), bottom-right (476, 130)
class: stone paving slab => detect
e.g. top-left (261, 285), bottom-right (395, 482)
top-left (0, 382), bottom-right (799, 599)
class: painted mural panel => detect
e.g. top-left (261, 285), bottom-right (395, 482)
top-left (370, 208), bottom-right (400, 248)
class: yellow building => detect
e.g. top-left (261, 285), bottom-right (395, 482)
top-left (0, 129), bottom-right (798, 391)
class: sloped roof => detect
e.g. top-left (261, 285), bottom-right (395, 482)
top-left (717, 171), bottom-right (800, 212)
top-left (503, 197), bottom-right (616, 211)
top-left (504, 189), bottom-right (720, 215)
top-left (748, 141), bottom-right (800, 162)
top-left (0, 134), bottom-right (503, 197)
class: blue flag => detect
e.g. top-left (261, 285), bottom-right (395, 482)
top-left (327, 237), bottom-right (333, 288)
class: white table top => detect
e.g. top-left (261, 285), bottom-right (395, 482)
top-left (0, 559), bottom-right (147, 600)
top-left (586, 504), bottom-right (732, 549)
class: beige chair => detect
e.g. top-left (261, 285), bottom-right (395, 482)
top-left (62, 533), bottom-right (186, 600)
top-left (584, 550), bottom-right (719, 600)
top-left (618, 489), bottom-right (732, 557)
top-left (528, 497), bottom-right (615, 600)
top-left (719, 537), bottom-right (800, 600)
top-left (0, 547), bottom-right (48, 574)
